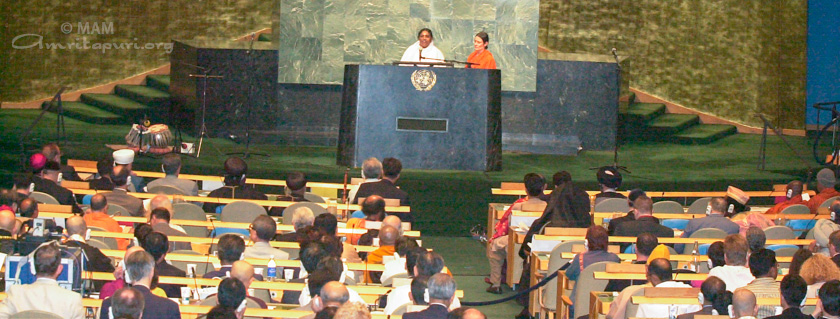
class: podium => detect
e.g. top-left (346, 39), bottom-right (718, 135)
top-left (337, 64), bottom-right (502, 171)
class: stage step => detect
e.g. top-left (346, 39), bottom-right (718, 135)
top-left (146, 75), bottom-right (170, 92)
top-left (625, 102), bottom-right (667, 122)
top-left (258, 33), bottom-right (272, 42)
top-left (646, 113), bottom-right (700, 135)
top-left (80, 93), bottom-right (151, 122)
top-left (672, 124), bottom-right (738, 144)
top-left (40, 101), bottom-right (123, 124)
top-left (114, 84), bottom-right (170, 109)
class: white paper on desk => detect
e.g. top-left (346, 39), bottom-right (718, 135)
top-left (202, 180), bottom-right (224, 191)
top-left (53, 217), bottom-right (66, 229)
top-left (366, 221), bottom-right (382, 230)
top-left (531, 239), bottom-right (560, 252)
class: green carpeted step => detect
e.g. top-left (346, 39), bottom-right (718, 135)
top-left (625, 102), bottom-right (666, 122)
top-left (257, 33), bottom-right (272, 42)
top-left (146, 75), bottom-right (170, 92)
top-left (646, 113), bottom-right (700, 135)
top-left (41, 101), bottom-right (123, 124)
top-left (672, 124), bottom-right (738, 144)
top-left (114, 84), bottom-right (170, 108)
top-left (80, 93), bottom-right (151, 121)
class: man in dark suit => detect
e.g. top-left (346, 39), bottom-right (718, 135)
top-left (99, 250), bottom-right (181, 319)
top-left (203, 157), bottom-right (267, 214)
top-left (765, 275), bottom-right (811, 319)
top-left (89, 157), bottom-right (115, 191)
top-left (594, 166), bottom-right (626, 205)
top-left (41, 143), bottom-right (82, 182)
top-left (203, 234), bottom-right (264, 281)
top-left (269, 171), bottom-right (309, 217)
top-left (354, 157), bottom-right (411, 222)
top-left (614, 196), bottom-right (674, 251)
top-left (148, 207), bottom-right (191, 252)
top-left (63, 216), bottom-right (115, 281)
top-left (829, 230), bottom-right (840, 269)
top-left (404, 273), bottom-right (456, 319)
top-left (142, 232), bottom-right (186, 298)
top-left (607, 189), bottom-right (647, 235)
top-left (30, 161), bottom-right (83, 214)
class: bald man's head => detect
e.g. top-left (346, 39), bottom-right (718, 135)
top-left (148, 195), bottom-right (172, 215)
top-left (732, 289), bottom-right (757, 318)
top-left (90, 194), bottom-right (108, 213)
top-left (230, 260), bottom-right (255, 289)
top-left (124, 246), bottom-right (145, 260)
top-left (380, 225), bottom-right (399, 246)
top-left (383, 215), bottom-right (402, 233)
top-left (0, 210), bottom-right (16, 232)
top-left (18, 198), bottom-right (38, 218)
top-left (362, 195), bottom-right (386, 220)
top-left (320, 281), bottom-right (350, 306)
top-left (66, 216), bottom-right (87, 237)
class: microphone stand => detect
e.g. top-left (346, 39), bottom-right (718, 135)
top-left (227, 33), bottom-right (268, 159)
top-left (610, 48), bottom-right (629, 174)
top-left (418, 53), bottom-right (476, 67)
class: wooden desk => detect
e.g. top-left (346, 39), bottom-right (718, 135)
top-left (630, 296), bottom-right (817, 306)
top-left (594, 272), bottom-right (785, 281)
top-left (492, 188), bottom-right (815, 198)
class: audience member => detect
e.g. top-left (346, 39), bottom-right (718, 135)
top-left (269, 172), bottom-right (310, 216)
top-left (298, 258), bottom-right (365, 307)
top-left (90, 157), bottom-right (115, 190)
top-left (808, 168), bottom-right (840, 214)
top-left (229, 261), bottom-right (268, 308)
top-left (109, 287), bottom-right (145, 319)
top-left (732, 289), bottom-right (758, 319)
top-left (800, 254), bottom-right (840, 298)
top-left (0, 210), bottom-right (17, 254)
top-left (142, 232), bottom-right (186, 297)
top-left (147, 153), bottom-right (198, 195)
top-left (738, 213), bottom-right (775, 236)
top-left (367, 225), bottom-right (399, 264)
top-left (746, 227), bottom-right (767, 254)
top-left (742, 249), bottom-right (780, 318)
top-left (765, 181), bottom-right (805, 215)
top-left (99, 250), bottom-right (181, 319)
top-left (788, 249), bottom-right (812, 276)
top-left (84, 194), bottom-right (128, 249)
top-left (18, 197), bottom-right (60, 234)
top-left (709, 234), bottom-right (755, 291)
top-left (313, 213), bottom-right (362, 263)
top-left (594, 166), bottom-right (626, 205)
top-left (708, 241), bottom-right (726, 270)
top-left (607, 188), bottom-right (647, 235)
top-left (403, 273), bottom-right (456, 319)
top-left (635, 258), bottom-right (700, 318)
top-left (0, 243), bottom-right (84, 319)
top-left (410, 276), bottom-right (430, 306)
top-left (519, 171), bottom-right (591, 261)
top-left (112, 149), bottom-right (145, 193)
top-left (104, 165), bottom-right (145, 216)
top-left (276, 206), bottom-right (315, 243)
top-left (206, 278), bottom-right (247, 319)
top-left (354, 157), bottom-right (411, 222)
top-left (309, 281), bottom-right (350, 319)
top-left (204, 234), bottom-right (262, 280)
top-left (244, 215), bottom-right (290, 260)
top-left (830, 230), bottom-right (840, 269)
top-left (448, 307), bottom-right (486, 319)
top-left (41, 143), bottom-right (82, 181)
top-left (385, 251), bottom-right (461, 314)
top-left (614, 196), bottom-right (674, 249)
top-left (814, 280), bottom-right (840, 319)
top-left (30, 160), bottom-right (83, 214)
top-left (203, 157), bottom-right (267, 213)
top-left (63, 216), bottom-right (116, 286)
top-left (678, 197), bottom-right (740, 252)
top-left (487, 173), bottom-right (546, 293)
top-left (605, 232), bottom-right (658, 292)
top-left (280, 242), bottom-right (329, 304)
top-left (347, 195), bottom-right (386, 245)
top-left (765, 274), bottom-right (810, 319)
top-left (677, 276), bottom-right (727, 319)
top-left (814, 201), bottom-right (840, 256)
top-left (725, 186), bottom-right (751, 216)
top-left (335, 302), bottom-right (371, 319)
top-left (565, 225), bottom-right (620, 315)
top-left (381, 237), bottom-right (420, 284)
top-left (348, 157), bottom-right (382, 205)
top-left (148, 207), bottom-right (191, 251)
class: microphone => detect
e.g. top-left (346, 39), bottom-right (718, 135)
top-left (418, 48), bottom-right (423, 61)
top-left (247, 33), bottom-right (256, 55)
top-left (611, 48), bottom-right (618, 58)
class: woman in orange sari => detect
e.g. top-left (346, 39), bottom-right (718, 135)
top-left (466, 32), bottom-right (496, 69)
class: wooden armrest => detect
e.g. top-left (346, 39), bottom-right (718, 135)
top-left (561, 295), bottom-right (573, 306)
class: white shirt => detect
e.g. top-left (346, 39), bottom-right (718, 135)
top-left (384, 284), bottom-right (461, 315)
top-left (299, 285), bottom-right (365, 306)
top-left (381, 257), bottom-right (407, 284)
top-left (635, 281), bottom-right (701, 319)
top-left (400, 41), bottom-right (444, 63)
top-left (709, 265), bottom-right (755, 291)
top-left (0, 278), bottom-right (85, 319)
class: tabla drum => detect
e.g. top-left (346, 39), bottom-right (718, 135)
top-left (141, 124), bottom-right (173, 154)
top-left (125, 124), bottom-right (143, 148)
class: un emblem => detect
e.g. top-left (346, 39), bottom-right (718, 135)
top-left (411, 69), bottom-right (437, 91)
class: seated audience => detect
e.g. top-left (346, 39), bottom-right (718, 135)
top-left (0, 243), bottom-right (84, 319)
top-left (99, 249), bottom-right (181, 318)
top-left (275, 206), bottom-right (315, 243)
top-left (606, 244), bottom-right (670, 319)
top-left (830, 230), bottom-right (840, 269)
top-left (410, 276), bottom-right (430, 307)
top-left (814, 280), bottom-right (840, 319)
top-left (270, 171), bottom-right (309, 216)
top-left (206, 278), bottom-right (248, 319)
top-left (725, 186), bottom-right (751, 216)
top-left (385, 251), bottom-right (461, 314)
top-left (313, 213), bottom-right (362, 263)
top-left (403, 273), bottom-right (456, 319)
top-left (90, 157), bottom-right (115, 191)
top-left (19, 198), bottom-right (61, 234)
top-left (335, 302), bottom-right (371, 319)
top-left (299, 257), bottom-right (365, 306)
top-left (227, 261), bottom-right (268, 308)
top-left (367, 225), bottom-right (399, 264)
top-left (348, 157), bottom-right (382, 206)
top-left (800, 254), bottom-right (840, 298)
top-left (677, 276), bottom-right (727, 319)
top-left (354, 157), bottom-right (411, 222)
top-left (487, 173), bottom-right (546, 293)
top-left (607, 188), bottom-right (647, 235)
top-left (788, 249), bottom-right (812, 276)
top-left (519, 171), bottom-right (591, 260)
top-left (41, 143), bottom-right (82, 181)
top-left (148, 207), bottom-right (191, 251)
top-left (709, 234), bottom-right (755, 291)
top-left (614, 196), bottom-right (674, 249)
top-left (99, 246), bottom-right (167, 299)
top-left (310, 281), bottom-right (350, 319)
top-left (737, 213), bottom-right (775, 236)
top-left (815, 200), bottom-right (840, 255)
top-left (765, 274), bottom-right (810, 319)
top-left (203, 157), bottom-right (267, 213)
top-left (731, 289), bottom-right (758, 319)
top-left (298, 269), bottom-right (341, 312)
top-left (205, 234), bottom-right (262, 280)
top-left (244, 215), bottom-right (290, 260)
top-left (30, 160), bottom-right (83, 214)
top-left (346, 195), bottom-right (386, 245)
top-left (448, 307), bottom-right (487, 319)
top-left (566, 226), bottom-right (621, 282)
top-left (381, 237), bottom-right (420, 284)
top-left (0, 210), bottom-right (17, 254)
top-left (104, 165), bottom-right (145, 216)
top-left (742, 249), bottom-right (780, 319)
top-left (146, 153), bottom-right (198, 195)
top-left (746, 226), bottom-right (766, 255)
top-left (765, 181), bottom-right (806, 215)
top-left (63, 216), bottom-right (116, 288)
top-left (280, 242), bottom-right (329, 304)
top-left (605, 232), bottom-right (658, 292)
top-left (109, 287), bottom-right (145, 319)
top-left (635, 258), bottom-right (700, 318)
top-left (707, 241), bottom-right (726, 271)
top-left (678, 197), bottom-right (740, 252)
top-left (84, 194), bottom-right (128, 249)
top-left (594, 166), bottom-right (626, 205)
top-left (143, 232), bottom-right (186, 298)
top-left (807, 168), bottom-right (840, 214)
top-left (112, 149), bottom-right (145, 193)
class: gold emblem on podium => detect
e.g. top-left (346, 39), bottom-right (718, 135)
top-left (411, 69), bottom-right (437, 91)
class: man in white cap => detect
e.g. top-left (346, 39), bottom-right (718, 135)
top-left (807, 168), bottom-right (840, 214)
top-left (112, 149), bottom-right (145, 193)
top-left (103, 165), bottom-right (145, 217)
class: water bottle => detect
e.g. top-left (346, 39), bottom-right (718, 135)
top-left (691, 241), bottom-right (699, 272)
top-left (267, 255), bottom-right (277, 281)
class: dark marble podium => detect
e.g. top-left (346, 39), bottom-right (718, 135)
top-left (337, 65), bottom-right (502, 171)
